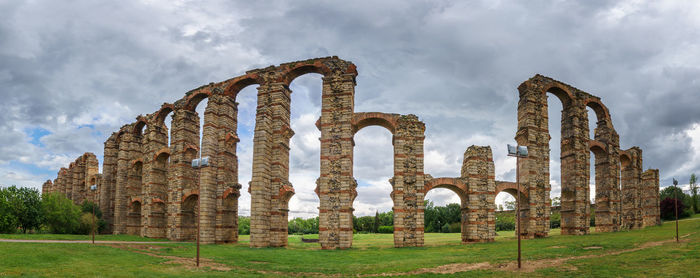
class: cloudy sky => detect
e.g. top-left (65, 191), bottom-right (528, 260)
top-left (2, 0), bottom-right (700, 218)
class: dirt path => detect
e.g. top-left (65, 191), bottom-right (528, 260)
top-left (0, 239), bottom-right (172, 244)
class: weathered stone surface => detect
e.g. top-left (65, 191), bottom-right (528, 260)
top-left (43, 58), bottom-right (659, 248)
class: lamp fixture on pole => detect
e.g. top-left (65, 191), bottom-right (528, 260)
top-left (507, 144), bottom-right (528, 269)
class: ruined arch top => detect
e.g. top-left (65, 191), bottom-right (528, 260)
top-left (352, 112), bottom-right (400, 135)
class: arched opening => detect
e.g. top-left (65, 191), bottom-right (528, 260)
top-left (127, 200), bottom-right (141, 235)
top-left (424, 187), bottom-right (463, 244)
top-left (495, 181), bottom-right (530, 237)
top-left (352, 125), bottom-right (394, 239)
top-left (231, 84), bottom-right (258, 239)
top-left (286, 73), bottom-right (323, 241)
top-left (587, 106), bottom-right (597, 231)
top-left (181, 194), bottom-right (199, 241)
top-left (149, 152), bottom-right (169, 238)
top-left (546, 88), bottom-right (566, 232)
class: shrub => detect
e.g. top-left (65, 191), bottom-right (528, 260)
top-left (550, 211), bottom-right (561, 229)
top-left (42, 192), bottom-right (81, 234)
top-left (378, 225), bottom-right (393, 233)
top-left (448, 222), bottom-right (461, 233)
top-left (238, 216), bottom-right (250, 235)
top-left (78, 213), bottom-right (98, 235)
top-left (660, 197), bottom-right (691, 220)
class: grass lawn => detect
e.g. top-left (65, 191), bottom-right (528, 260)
top-left (1, 216), bottom-right (698, 277)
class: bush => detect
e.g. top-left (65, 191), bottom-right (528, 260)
top-left (42, 192), bottom-right (81, 234)
top-left (660, 197), bottom-right (691, 220)
top-left (378, 225), bottom-right (393, 233)
top-left (495, 211), bottom-right (515, 231)
top-left (550, 211), bottom-right (561, 229)
top-left (78, 213), bottom-right (98, 235)
top-left (238, 216), bottom-right (250, 235)
top-left (448, 222), bottom-right (461, 233)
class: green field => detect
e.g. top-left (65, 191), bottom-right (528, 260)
top-left (1, 217), bottom-right (698, 277)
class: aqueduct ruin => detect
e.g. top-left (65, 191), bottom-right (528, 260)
top-left (42, 56), bottom-right (660, 249)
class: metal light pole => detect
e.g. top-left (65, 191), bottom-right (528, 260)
top-left (191, 156), bottom-right (210, 267)
top-left (673, 178), bottom-right (679, 242)
top-left (90, 184), bottom-right (97, 245)
top-left (508, 144), bottom-right (528, 269)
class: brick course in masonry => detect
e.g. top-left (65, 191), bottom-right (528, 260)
top-left (42, 58), bottom-right (660, 248)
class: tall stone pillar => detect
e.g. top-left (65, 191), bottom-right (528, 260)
top-left (42, 180), bottom-right (52, 195)
top-left (167, 109), bottom-right (200, 241)
top-left (392, 115), bottom-right (425, 247)
top-left (114, 128), bottom-right (143, 235)
top-left (141, 122), bottom-right (169, 238)
top-left (461, 146), bottom-right (496, 242)
top-left (621, 147), bottom-right (643, 230)
top-left (249, 84), bottom-right (274, 248)
top-left (101, 134), bottom-right (118, 233)
top-left (515, 80), bottom-right (551, 238)
top-left (318, 72), bottom-right (356, 249)
top-left (559, 104), bottom-right (590, 235)
top-left (211, 93), bottom-right (241, 244)
top-left (266, 83), bottom-right (294, 247)
top-left (641, 169), bottom-right (660, 227)
top-left (591, 122), bottom-right (621, 233)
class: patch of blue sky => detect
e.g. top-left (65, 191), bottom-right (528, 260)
top-left (8, 160), bottom-right (55, 177)
top-left (26, 127), bottom-right (51, 147)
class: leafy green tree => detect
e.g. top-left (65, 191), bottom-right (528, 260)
top-left (0, 187), bottom-right (19, 233)
top-left (690, 174), bottom-right (698, 213)
top-left (373, 211), bottom-right (380, 233)
top-left (80, 201), bottom-right (106, 233)
top-left (42, 192), bottom-right (81, 234)
top-left (238, 216), bottom-right (250, 235)
top-left (3, 186), bottom-right (43, 233)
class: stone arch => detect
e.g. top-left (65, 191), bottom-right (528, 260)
top-left (423, 177), bottom-right (468, 243)
top-left (133, 117), bottom-right (148, 136)
top-left (583, 98), bottom-right (612, 128)
top-left (352, 112), bottom-right (399, 135)
top-left (127, 200), bottom-right (142, 235)
top-left (494, 181), bottom-right (528, 202)
top-left (279, 57), bottom-right (357, 86)
top-left (180, 193), bottom-right (199, 241)
top-left (223, 74), bottom-right (262, 99)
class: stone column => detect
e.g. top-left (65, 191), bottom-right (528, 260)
top-left (266, 83), bottom-right (294, 247)
top-left (641, 169), bottom-right (660, 227)
top-left (167, 109), bottom-right (200, 241)
top-left (212, 93), bottom-right (241, 244)
top-left (621, 147), bottom-right (643, 230)
top-left (392, 115), bottom-right (425, 247)
top-left (318, 72), bottom-right (356, 249)
top-left (84, 153), bottom-right (99, 202)
top-left (591, 122), bottom-right (621, 233)
top-left (249, 84), bottom-right (274, 248)
top-left (101, 134), bottom-right (118, 233)
top-left (515, 80), bottom-right (551, 238)
top-left (114, 131), bottom-right (131, 234)
top-left (559, 103), bottom-right (590, 235)
top-left (461, 146), bottom-right (496, 243)
top-left (141, 122), bottom-right (169, 238)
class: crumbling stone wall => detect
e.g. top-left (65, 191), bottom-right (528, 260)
top-left (461, 146), bottom-right (496, 242)
top-left (44, 153), bottom-right (100, 207)
top-left (621, 147), bottom-right (643, 230)
top-left (641, 169), bottom-right (661, 227)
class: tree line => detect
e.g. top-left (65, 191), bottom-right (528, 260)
top-left (0, 186), bottom-right (105, 234)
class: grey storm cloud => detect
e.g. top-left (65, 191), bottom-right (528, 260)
top-left (2, 0), bottom-right (700, 216)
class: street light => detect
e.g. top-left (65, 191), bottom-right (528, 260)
top-left (191, 156), bottom-right (210, 267)
top-left (673, 178), bottom-right (679, 243)
top-left (507, 144), bottom-right (528, 269)
top-left (90, 184), bottom-right (97, 245)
